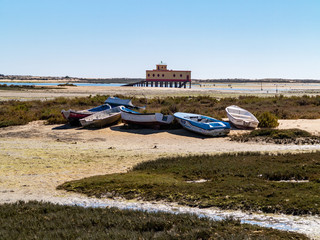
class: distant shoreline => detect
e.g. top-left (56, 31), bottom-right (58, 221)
top-left (1, 74), bottom-right (320, 84)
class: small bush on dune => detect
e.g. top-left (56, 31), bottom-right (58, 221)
top-left (258, 112), bottom-right (279, 128)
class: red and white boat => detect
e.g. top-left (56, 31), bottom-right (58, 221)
top-left (61, 104), bottom-right (111, 125)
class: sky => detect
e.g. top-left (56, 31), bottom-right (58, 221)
top-left (1, 0), bottom-right (320, 79)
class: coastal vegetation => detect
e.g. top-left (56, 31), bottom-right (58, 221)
top-left (231, 128), bottom-right (320, 144)
top-left (1, 94), bottom-right (320, 128)
top-left (59, 151), bottom-right (320, 216)
top-left (257, 112), bottom-right (279, 128)
top-left (0, 201), bottom-right (308, 239)
top-left (0, 84), bottom-right (59, 91)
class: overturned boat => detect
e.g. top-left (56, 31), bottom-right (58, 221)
top-left (225, 105), bottom-right (259, 129)
top-left (174, 112), bottom-right (230, 136)
top-left (120, 106), bottom-right (174, 128)
top-left (79, 106), bottom-right (122, 128)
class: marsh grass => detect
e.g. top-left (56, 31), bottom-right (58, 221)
top-left (231, 129), bottom-right (320, 145)
top-left (0, 84), bottom-right (60, 90)
top-left (59, 151), bottom-right (320, 215)
top-left (0, 201), bottom-right (308, 239)
top-left (0, 95), bottom-right (108, 127)
top-left (1, 94), bottom-right (320, 128)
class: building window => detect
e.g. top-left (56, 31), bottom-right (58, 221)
top-left (180, 74), bottom-right (182, 77)
top-left (173, 74), bottom-right (175, 77)
top-left (147, 74), bottom-right (150, 77)
top-left (153, 74), bottom-right (155, 77)
top-left (162, 74), bottom-right (164, 77)
top-left (157, 74), bottom-right (159, 77)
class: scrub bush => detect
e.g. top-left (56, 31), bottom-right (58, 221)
top-left (258, 112), bottom-right (279, 128)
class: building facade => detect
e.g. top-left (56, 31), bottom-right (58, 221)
top-left (145, 62), bottom-right (191, 88)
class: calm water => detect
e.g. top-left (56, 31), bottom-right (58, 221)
top-left (2, 82), bottom-right (320, 93)
top-left (0, 82), bottom-right (124, 87)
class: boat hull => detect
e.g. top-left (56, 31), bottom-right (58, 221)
top-left (226, 113), bottom-right (259, 129)
top-left (177, 118), bottom-right (230, 136)
top-left (120, 107), bottom-right (174, 127)
top-left (61, 110), bottom-right (93, 124)
top-left (80, 112), bottom-right (121, 128)
top-left (61, 104), bottom-right (112, 125)
top-left (225, 105), bottom-right (259, 129)
top-left (174, 112), bottom-right (230, 137)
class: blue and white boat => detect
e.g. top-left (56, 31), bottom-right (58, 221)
top-left (174, 112), bottom-right (230, 136)
top-left (105, 97), bottom-right (145, 109)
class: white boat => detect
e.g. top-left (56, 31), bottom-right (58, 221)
top-left (225, 105), bottom-right (259, 129)
top-left (79, 106), bottom-right (122, 128)
top-left (120, 106), bottom-right (174, 127)
top-left (174, 112), bottom-right (230, 136)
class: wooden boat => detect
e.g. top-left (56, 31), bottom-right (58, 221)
top-left (61, 104), bottom-right (111, 125)
top-left (79, 106), bottom-right (122, 128)
top-left (225, 105), bottom-right (259, 129)
top-left (120, 106), bottom-right (174, 127)
top-left (174, 112), bottom-right (230, 136)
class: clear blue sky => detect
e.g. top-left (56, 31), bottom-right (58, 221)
top-left (1, 0), bottom-right (320, 79)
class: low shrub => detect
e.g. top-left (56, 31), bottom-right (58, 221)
top-left (258, 112), bottom-right (279, 128)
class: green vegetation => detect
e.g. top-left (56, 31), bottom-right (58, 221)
top-left (0, 84), bottom-right (60, 91)
top-left (0, 201), bottom-right (308, 239)
top-left (257, 112), bottom-right (279, 128)
top-left (1, 94), bottom-right (320, 128)
top-left (57, 83), bottom-right (76, 86)
top-left (0, 95), bottom-right (108, 127)
top-left (231, 129), bottom-right (320, 144)
top-left (59, 151), bottom-right (320, 215)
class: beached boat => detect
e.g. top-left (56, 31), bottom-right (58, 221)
top-left (105, 97), bottom-right (143, 109)
top-left (79, 106), bottom-right (122, 128)
top-left (61, 104), bottom-right (112, 125)
top-left (225, 105), bottom-right (259, 129)
top-left (174, 112), bottom-right (230, 136)
top-left (120, 106), bottom-right (174, 127)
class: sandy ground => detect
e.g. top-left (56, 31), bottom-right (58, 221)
top-left (1, 119), bottom-right (320, 204)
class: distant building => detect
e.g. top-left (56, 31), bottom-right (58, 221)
top-left (145, 62), bottom-right (191, 88)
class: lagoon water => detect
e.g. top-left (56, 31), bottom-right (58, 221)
top-left (0, 82), bottom-right (124, 87)
top-left (2, 81), bottom-right (320, 94)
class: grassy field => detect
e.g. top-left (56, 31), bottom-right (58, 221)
top-left (59, 151), bottom-right (320, 215)
top-left (0, 201), bottom-right (308, 239)
top-left (1, 94), bottom-right (320, 128)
